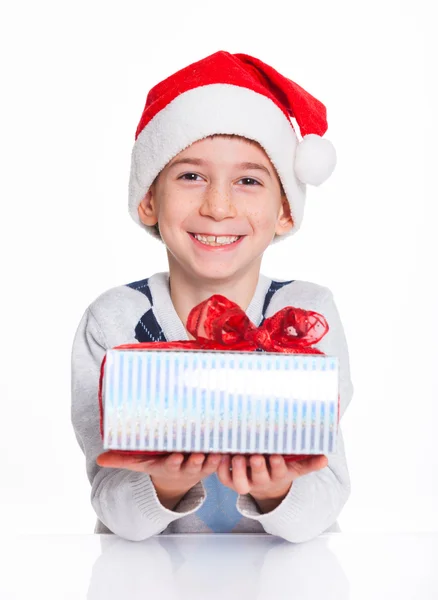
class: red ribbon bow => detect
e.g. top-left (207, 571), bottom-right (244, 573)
top-left (185, 294), bottom-right (329, 352)
top-left (98, 294), bottom-right (334, 462)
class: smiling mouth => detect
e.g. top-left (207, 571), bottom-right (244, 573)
top-left (189, 233), bottom-right (243, 247)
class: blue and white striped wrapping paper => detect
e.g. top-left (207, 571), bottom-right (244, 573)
top-left (102, 349), bottom-right (339, 455)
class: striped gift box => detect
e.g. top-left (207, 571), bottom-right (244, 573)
top-left (101, 349), bottom-right (339, 455)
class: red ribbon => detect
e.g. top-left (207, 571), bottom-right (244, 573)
top-left (98, 294), bottom-right (336, 462)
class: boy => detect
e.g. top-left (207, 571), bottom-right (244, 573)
top-left (71, 50), bottom-right (354, 543)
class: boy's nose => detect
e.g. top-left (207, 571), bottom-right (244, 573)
top-left (199, 187), bottom-right (238, 220)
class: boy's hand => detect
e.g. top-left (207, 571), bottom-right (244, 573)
top-left (217, 454), bottom-right (329, 513)
top-left (96, 451), bottom-right (222, 510)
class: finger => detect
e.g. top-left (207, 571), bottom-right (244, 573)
top-left (216, 454), bottom-right (234, 488)
top-left (96, 451), bottom-right (158, 470)
top-left (287, 454), bottom-right (328, 477)
top-left (162, 453), bottom-right (185, 475)
top-left (268, 455), bottom-right (288, 481)
top-left (231, 455), bottom-right (251, 495)
top-left (201, 453), bottom-right (222, 475)
top-left (181, 453), bottom-right (206, 475)
top-left (249, 454), bottom-right (271, 486)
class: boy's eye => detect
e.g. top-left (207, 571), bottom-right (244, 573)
top-left (238, 177), bottom-right (260, 186)
top-left (179, 173), bottom-right (202, 182)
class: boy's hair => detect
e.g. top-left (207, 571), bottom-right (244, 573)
top-left (150, 133), bottom-right (285, 240)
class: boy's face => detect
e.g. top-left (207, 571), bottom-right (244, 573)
top-left (138, 135), bottom-right (293, 284)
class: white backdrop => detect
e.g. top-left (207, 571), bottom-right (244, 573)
top-left (1, 0), bottom-right (436, 535)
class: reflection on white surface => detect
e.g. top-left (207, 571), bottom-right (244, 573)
top-left (1, 533), bottom-right (438, 599)
top-left (87, 534), bottom-right (349, 600)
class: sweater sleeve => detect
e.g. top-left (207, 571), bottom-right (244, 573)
top-left (70, 306), bottom-right (206, 541)
top-left (235, 288), bottom-right (354, 543)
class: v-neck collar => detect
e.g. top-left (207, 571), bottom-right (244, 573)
top-left (147, 272), bottom-right (272, 342)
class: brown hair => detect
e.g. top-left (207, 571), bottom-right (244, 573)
top-left (150, 134), bottom-right (285, 239)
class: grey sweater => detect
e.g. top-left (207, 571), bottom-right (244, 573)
top-left (71, 272), bottom-right (354, 542)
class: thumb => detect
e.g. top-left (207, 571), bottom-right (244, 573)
top-left (287, 454), bottom-right (328, 477)
top-left (96, 450), bottom-right (158, 471)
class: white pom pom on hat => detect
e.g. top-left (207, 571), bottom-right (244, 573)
top-left (295, 134), bottom-right (337, 186)
top-left (128, 50), bottom-right (337, 242)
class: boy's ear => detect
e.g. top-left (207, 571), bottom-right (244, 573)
top-left (138, 186), bottom-right (158, 226)
top-left (275, 195), bottom-right (294, 236)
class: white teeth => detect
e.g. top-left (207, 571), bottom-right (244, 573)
top-left (193, 234), bottom-right (240, 246)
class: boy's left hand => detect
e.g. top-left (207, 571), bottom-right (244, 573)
top-left (217, 454), bottom-right (329, 513)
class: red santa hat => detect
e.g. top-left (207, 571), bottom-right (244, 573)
top-left (128, 50), bottom-right (336, 242)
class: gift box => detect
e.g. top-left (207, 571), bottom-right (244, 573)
top-left (98, 294), bottom-right (340, 459)
top-left (100, 348), bottom-right (339, 455)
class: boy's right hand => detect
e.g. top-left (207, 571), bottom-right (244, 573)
top-left (96, 451), bottom-right (222, 510)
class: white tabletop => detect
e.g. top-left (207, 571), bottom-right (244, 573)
top-left (2, 532), bottom-right (437, 599)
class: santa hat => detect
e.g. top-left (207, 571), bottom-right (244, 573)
top-left (128, 50), bottom-right (336, 242)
